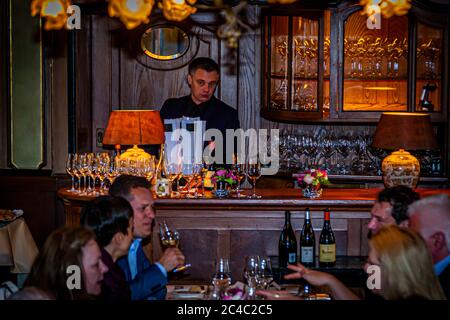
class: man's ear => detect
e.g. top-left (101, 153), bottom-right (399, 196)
top-left (112, 232), bottom-right (124, 245)
top-left (187, 74), bottom-right (193, 87)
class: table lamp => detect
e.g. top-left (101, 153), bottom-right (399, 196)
top-left (372, 112), bottom-right (438, 189)
top-left (102, 110), bottom-right (165, 161)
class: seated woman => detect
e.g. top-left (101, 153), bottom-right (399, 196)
top-left (80, 195), bottom-right (134, 300)
top-left (24, 226), bottom-right (108, 299)
top-left (259, 225), bottom-right (446, 300)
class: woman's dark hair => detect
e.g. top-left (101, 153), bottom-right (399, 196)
top-left (24, 226), bottom-right (96, 300)
top-left (80, 195), bottom-right (133, 247)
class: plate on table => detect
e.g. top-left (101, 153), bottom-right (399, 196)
top-left (169, 285), bottom-right (207, 300)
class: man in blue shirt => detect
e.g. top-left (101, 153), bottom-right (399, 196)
top-left (109, 175), bottom-right (185, 300)
top-left (408, 194), bottom-right (450, 299)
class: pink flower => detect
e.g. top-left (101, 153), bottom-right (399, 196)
top-left (303, 174), bottom-right (314, 184)
top-left (216, 169), bottom-right (227, 176)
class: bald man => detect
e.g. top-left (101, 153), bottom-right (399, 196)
top-left (408, 194), bottom-right (450, 299)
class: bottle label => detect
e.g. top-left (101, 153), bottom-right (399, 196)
top-left (301, 247), bottom-right (314, 263)
top-left (288, 253), bottom-right (297, 264)
top-left (319, 244), bottom-right (336, 262)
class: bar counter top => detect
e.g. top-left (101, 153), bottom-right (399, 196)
top-left (152, 187), bottom-right (450, 211)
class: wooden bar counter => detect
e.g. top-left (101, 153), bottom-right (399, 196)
top-left (58, 187), bottom-right (450, 282)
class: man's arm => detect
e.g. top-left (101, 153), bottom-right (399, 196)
top-left (117, 256), bottom-right (168, 300)
top-left (127, 264), bottom-right (168, 300)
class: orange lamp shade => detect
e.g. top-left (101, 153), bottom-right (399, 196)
top-left (102, 110), bottom-right (165, 146)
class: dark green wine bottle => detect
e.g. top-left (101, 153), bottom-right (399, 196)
top-left (279, 210), bottom-right (298, 268)
top-left (300, 208), bottom-right (315, 267)
top-left (319, 208), bottom-right (336, 267)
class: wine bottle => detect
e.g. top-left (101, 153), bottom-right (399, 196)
top-left (154, 144), bottom-right (170, 197)
top-left (319, 208), bottom-right (336, 267)
top-left (278, 210), bottom-right (298, 268)
top-left (300, 208), bottom-right (315, 267)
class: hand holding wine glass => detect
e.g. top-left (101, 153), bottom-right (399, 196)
top-left (158, 221), bottom-right (189, 273)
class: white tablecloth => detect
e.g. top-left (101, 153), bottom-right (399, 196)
top-left (0, 217), bottom-right (39, 273)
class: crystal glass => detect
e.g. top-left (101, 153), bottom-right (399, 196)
top-left (65, 153), bottom-right (77, 193)
top-left (212, 258), bottom-right (231, 298)
top-left (167, 162), bottom-right (182, 198)
top-left (246, 162), bottom-right (262, 199)
top-left (256, 257), bottom-right (273, 290)
top-left (159, 220), bottom-right (180, 248)
top-left (232, 163), bottom-right (246, 198)
top-left (244, 256), bottom-right (260, 288)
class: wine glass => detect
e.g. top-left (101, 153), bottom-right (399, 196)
top-left (192, 163), bottom-right (203, 198)
top-left (65, 153), bottom-right (77, 193)
top-left (167, 162), bottom-right (181, 198)
top-left (244, 256), bottom-right (260, 288)
top-left (256, 257), bottom-right (273, 290)
top-left (159, 221), bottom-right (191, 274)
top-left (212, 258), bottom-right (231, 299)
top-left (181, 163), bottom-right (195, 197)
top-left (246, 162), bottom-right (262, 199)
top-left (159, 220), bottom-right (180, 248)
top-left (76, 153), bottom-right (88, 195)
top-left (232, 163), bottom-right (246, 198)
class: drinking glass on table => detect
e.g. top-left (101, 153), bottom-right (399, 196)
top-left (246, 162), bottom-right (262, 199)
top-left (159, 220), bottom-right (180, 248)
top-left (158, 221), bottom-right (190, 273)
top-left (192, 163), bottom-right (203, 198)
top-left (65, 153), bottom-right (77, 193)
top-left (244, 255), bottom-right (260, 288)
top-left (232, 163), bottom-right (246, 198)
top-left (181, 163), bottom-right (194, 197)
top-left (167, 162), bottom-right (182, 198)
top-left (211, 258), bottom-right (232, 299)
top-left (256, 257), bottom-right (273, 290)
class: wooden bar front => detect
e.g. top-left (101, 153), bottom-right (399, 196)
top-left (151, 188), bottom-right (450, 282)
top-left (58, 187), bottom-right (450, 282)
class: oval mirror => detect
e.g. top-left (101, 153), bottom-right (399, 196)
top-left (141, 25), bottom-right (190, 60)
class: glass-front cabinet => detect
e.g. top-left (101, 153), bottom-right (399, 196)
top-left (262, 10), bottom-right (329, 121)
top-left (261, 2), bottom-right (448, 122)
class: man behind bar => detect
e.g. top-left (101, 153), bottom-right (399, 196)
top-left (160, 57), bottom-right (240, 164)
top-left (109, 175), bottom-right (185, 300)
top-left (408, 194), bottom-right (450, 299)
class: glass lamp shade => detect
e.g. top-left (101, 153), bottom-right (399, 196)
top-left (381, 149), bottom-right (420, 189)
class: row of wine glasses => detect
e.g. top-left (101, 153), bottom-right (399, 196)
top-left (65, 152), bottom-right (114, 195)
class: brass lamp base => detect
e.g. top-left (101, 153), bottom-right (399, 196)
top-left (381, 149), bottom-right (420, 189)
top-left (119, 145), bottom-right (152, 161)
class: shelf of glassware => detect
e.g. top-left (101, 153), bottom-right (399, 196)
top-left (342, 77), bottom-right (407, 112)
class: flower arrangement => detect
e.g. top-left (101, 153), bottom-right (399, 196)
top-left (212, 168), bottom-right (238, 185)
top-left (297, 168), bottom-right (329, 198)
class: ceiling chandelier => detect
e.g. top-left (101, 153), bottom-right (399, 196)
top-left (31, 0), bottom-right (198, 30)
top-left (30, 0), bottom-right (72, 30)
top-left (30, 0), bottom-right (301, 48)
top-left (360, 0), bottom-right (411, 19)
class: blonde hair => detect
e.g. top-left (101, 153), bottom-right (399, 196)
top-left (369, 225), bottom-right (446, 300)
